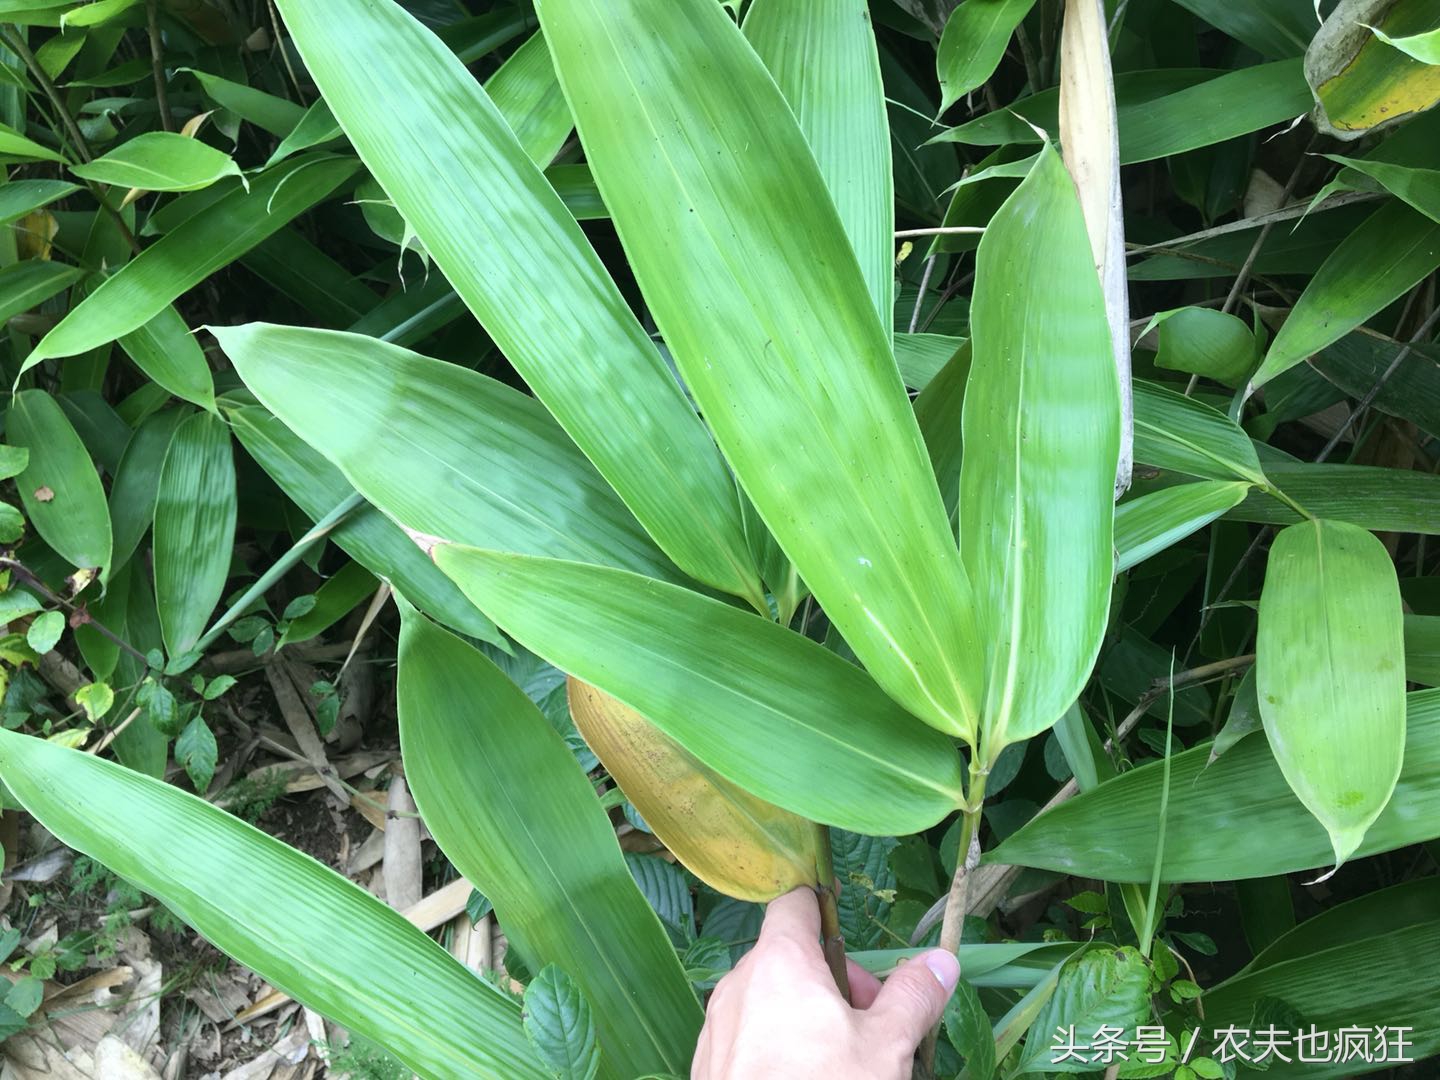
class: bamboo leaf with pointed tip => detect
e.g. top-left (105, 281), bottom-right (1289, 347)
top-left (396, 603), bottom-right (700, 1079)
top-left (6, 390), bottom-right (111, 581)
top-left (113, 297), bottom-right (216, 412)
top-left (154, 411), bottom-right (235, 657)
top-left (743, 0), bottom-right (893, 334)
top-left (432, 545), bottom-right (967, 836)
top-left (1250, 201), bottom-right (1440, 391)
top-left (1133, 380), bottom-right (1268, 484)
top-left (1257, 519), bottom-right (1406, 867)
top-left (69, 131), bottom-right (242, 192)
top-left (109, 406), bottom-right (188, 573)
top-left (936, 0), bottom-right (1039, 112)
top-left (1114, 481), bottom-right (1252, 573)
top-left (0, 180), bottom-right (78, 225)
top-left (0, 729), bottom-right (547, 1078)
top-left (568, 679), bottom-right (820, 903)
top-left (216, 325), bottom-right (682, 586)
top-left (537, 0), bottom-right (982, 739)
top-left (1321, 153), bottom-right (1440, 222)
top-left (0, 262), bottom-right (80, 332)
top-left (269, 0), bottom-right (763, 608)
top-left (1371, 22), bottom-right (1440, 64)
top-left (989, 689), bottom-right (1440, 882)
top-left (961, 145), bottom-right (1119, 758)
top-left (226, 401), bottom-right (501, 646)
top-left (23, 154), bottom-right (358, 367)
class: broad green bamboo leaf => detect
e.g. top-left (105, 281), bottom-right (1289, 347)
top-left (1245, 877), bottom-right (1439, 974)
top-left (961, 145), bottom-right (1119, 758)
top-left (1406, 614), bottom-right (1440, 686)
top-left (111, 296), bottom-right (215, 412)
top-left (1322, 154), bottom-right (1440, 222)
top-left (0, 730), bottom-right (546, 1078)
top-left (744, 0), bottom-right (893, 332)
top-left (1251, 201), bottom-right (1440, 391)
top-left (183, 69), bottom-right (306, 136)
top-left (0, 180), bottom-right (77, 226)
top-left (1059, 0), bottom-right (1132, 494)
top-left (264, 99), bottom-right (342, 167)
top-left (226, 401), bottom-right (502, 645)
top-left (567, 679), bottom-right (820, 902)
top-left (0, 120), bottom-right (69, 163)
top-left (397, 605), bottom-right (700, 1079)
top-left (895, 332), bottom-right (965, 391)
top-left (109, 406), bottom-right (187, 572)
top-left (1204, 899), bottom-right (1440, 1077)
top-left (270, 0), bottom-right (763, 607)
top-left (1170, 0), bottom-right (1316, 57)
top-left (60, 0), bottom-right (141, 27)
top-left (990, 688), bottom-right (1440, 882)
top-left (216, 326), bottom-right (682, 586)
top-left (1228, 462), bottom-right (1440, 534)
top-left (933, 61), bottom-right (1312, 163)
top-left (1114, 481), bottom-right (1251, 573)
top-left (537, 0), bottom-right (982, 739)
top-left (1306, 0), bottom-right (1440, 137)
top-left (0, 259), bottom-right (81, 324)
top-left (1151, 306), bottom-right (1258, 388)
top-left (154, 411), bottom-right (236, 656)
top-left (1258, 519), bottom-right (1406, 866)
top-left (24, 154), bottom-right (357, 366)
top-left (70, 131), bottom-right (242, 192)
top-left (6, 390), bottom-right (111, 581)
top-left (1372, 23), bottom-right (1440, 64)
top-left (936, 0), bottom-right (1038, 111)
top-left (1132, 380), bottom-right (1267, 484)
top-left (432, 545), bottom-right (968, 835)
top-left (484, 31), bottom-right (572, 167)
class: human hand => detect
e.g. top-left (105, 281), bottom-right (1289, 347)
top-left (692, 887), bottom-right (961, 1079)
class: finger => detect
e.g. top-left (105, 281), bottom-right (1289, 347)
top-left (845, 960), bottom-right (883, 1010)
top-left (864, 950), bottom-right (960, 1050)
top-left (755, 886), bottom-right (821, 949)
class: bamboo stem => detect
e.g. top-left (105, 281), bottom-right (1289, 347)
top-left (814, 826), bottom-right (851, 1004)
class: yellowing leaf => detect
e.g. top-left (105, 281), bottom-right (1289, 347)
top-left (1306, 0), bottom-right (1440, 138)
top-left (568, 679), bottom-right (819, 903)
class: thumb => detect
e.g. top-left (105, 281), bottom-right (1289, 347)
top-left (865, 950), bottom-right (960, 1050)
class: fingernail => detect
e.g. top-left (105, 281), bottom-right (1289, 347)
top-left (923, 950), bottom-right (960, 992)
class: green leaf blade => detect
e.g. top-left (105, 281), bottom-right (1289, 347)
top-left (154, 411), bottom-right (236, 656)
top-left (1257, 519), bottom-right (1407, 866)
top-left (432, 546), bottom-right (967, 836)
top-left (397, 603), bottom-right (700, 1078)
top-left (961, 145), bottom-right (1120, 755)
top-left (537, 0), bottom-right (982, 739)
top-left (268, 0), bottom-right (762, 605)
top-left (6, 390), bottom-right (112, 581)
top-left (0, 730), bottom-right (547, 1078)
